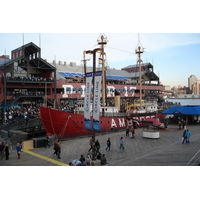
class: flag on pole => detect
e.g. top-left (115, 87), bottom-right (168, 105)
top-left (84, 72), bottom-right (92, 130)
top-left (93, 71), bottom-right (102, 132)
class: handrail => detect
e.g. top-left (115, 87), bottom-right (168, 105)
top-left (7, 94), bottom-right (44, 106)
top-left (187, 149), bottom-right (200, 166)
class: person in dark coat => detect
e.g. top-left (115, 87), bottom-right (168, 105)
top-left (88, 136), bottom-right (94, 152)
top-left (96, 152), bottom-right (102, 160)
top-left (105, 138), bottom-right (111, 151)
top-left (178, 120), bottom-right (182, 130)
top-left (25, 116), bottom-right (29, 125)
top-left (101, 154), bottom-right (108, 165)
top-left (182, 129), bottom-right (187, 144)
top-left (0, 141), bottom-right (5, 160)
top-left (53, 140), bottom-right (58, 156)
top-left (79, 154), bottom-right (85, 163)
top-left (5, 144), bottom-right (9, 160)
top-left (45, 136), bottom-right (50, 148)
top-left (126, 127), bottom-right (130, 137)
top-left (95, 139), bottom-right (100, 154)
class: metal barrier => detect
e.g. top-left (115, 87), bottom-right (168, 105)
top-left (0, 117), bottom-right (42, 130)
top-left (0, 118), bottom-right (44, 149)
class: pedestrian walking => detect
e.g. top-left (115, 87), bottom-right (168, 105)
top-left (54, 139), bottom-right (61, 159)
top-left (182, 129), bottom-right (187, 144)
top-left (119, 137), bottom-right (125, 150)
top-left (126, 127), bottom-right (130, 137)
top-left (185, 129), bottom-right (191, 144)
top-left (105, 138), bottom-right (111, 151)
top-left (131, 126), bottom-right (135, 138)
top-left (53, 140), bottom-right (58, 156)
top-left (178, 120), bottom-right (182, 130)
top-left (44, 136), bottom-right (50, 148)
top-left (5, 144), bottom-right (9, 160)
top-left (0, 141), bottom-right (5, 160)
top-left (181, 120), bottom-right (186, 130)
top-left (16, 143), bottom-right (22, 159)
top-left (56, 140), bottom-right (61, 159)
top-left (88, 136), bottom-right (94, 152)
top-left (95, 139), bottom-right (100, 154)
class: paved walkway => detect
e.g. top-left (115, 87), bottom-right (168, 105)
top-left (1, 124), bottom-right (200, 166)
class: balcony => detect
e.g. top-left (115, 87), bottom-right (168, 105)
top-left (5, 76), bottom-right (54, 84)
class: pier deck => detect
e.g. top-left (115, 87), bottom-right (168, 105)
top-left (1, 124), bottom-right (200, 166)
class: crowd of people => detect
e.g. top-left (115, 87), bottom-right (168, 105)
top-left (0, 106), bottom-right (40, 125)
top-left (68, 132), bottom-right (135, 166)
top-left (7, 75), bottom-right (54, 82)
top-left (69, 137), bottom-right (108, 166)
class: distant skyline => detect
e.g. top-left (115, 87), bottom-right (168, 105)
top-left (0, 33), bottom-right (199, 87)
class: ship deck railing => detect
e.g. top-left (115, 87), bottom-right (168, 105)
top-left (99, 112), bottom-right (126, 118)
top-left (63, 110), bottom-right (127, 118)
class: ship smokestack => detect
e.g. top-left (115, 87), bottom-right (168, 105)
top-left (114, 90), bottom-right (120, 112)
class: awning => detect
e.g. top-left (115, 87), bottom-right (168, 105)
top-left (162, 106), bottom-right (200, 115)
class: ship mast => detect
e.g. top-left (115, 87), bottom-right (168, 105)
top-left (81, 51), bottom-right (90, 82)
top-left (135, 34), bottom-right (144, 110)
top-left (97, 34), bottom-right (108, 107)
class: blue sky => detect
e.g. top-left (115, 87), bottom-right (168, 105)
top-left (0, 33), bottom-right (199, 87)
top-left (0, 0), bottom-right (200, 88)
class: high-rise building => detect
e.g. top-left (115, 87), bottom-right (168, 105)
top-left (192, 79), bottom-right (200, 94)
top-left (188, 75), bottom-right (197, 94)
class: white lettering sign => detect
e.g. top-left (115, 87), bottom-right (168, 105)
top-left (81, 85), bottom-right (85, 98)
top-left (107, 86), bottom-right (115, 97)
top-left (130, 86), bottom-right (136, 96)
top-left (62, 85), bottom-right (74, 97)
top-left (111, 118), bottom-right (117, 128)
top-left (61, 84), bottom-right (136, 98)
top-left (118, 118), bottom-right (125, 127)
top-left (124, 86), bottom-right (128, 97)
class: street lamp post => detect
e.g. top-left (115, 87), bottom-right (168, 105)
top-left (86, 48), bottom-right (102, 160)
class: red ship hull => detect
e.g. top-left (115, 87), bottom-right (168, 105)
top-left (40, 107), bottom-right (166, 139)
